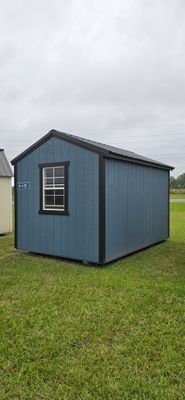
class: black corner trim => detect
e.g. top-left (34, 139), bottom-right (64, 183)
top-left (99, 154), bottom-right (105, 264)
top-left (39, 161), bottom-right (70, 215)
top-left (168, 170), bottom-right (170, 238)
top-left (14, 163), bottom-right (18, 248)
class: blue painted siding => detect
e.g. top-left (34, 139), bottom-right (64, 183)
top-left (16, 136), bottom-right (99, 263)
top-left (105, 159), bottom-right (169, 262)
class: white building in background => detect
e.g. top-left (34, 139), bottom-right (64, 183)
top-left (0, 149), bottom-right (13, 234)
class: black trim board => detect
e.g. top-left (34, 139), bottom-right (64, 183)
top-left (14, 163), bottom-right (18, 248)
top-left (39, 161), bottom-right (70, 215)
top-left (39, 161), bottom-right (70, 167)
top-left (103, 239), bottom-right (167, 265)
top-left (168, 170), bottom-right (170, 238)
top-left (39, 210), bottom-right (70, 216)
top-left (103, 154), bottom-right (172, 171)
top-left (11, 130), bottom-right (106, 164)
top-left (11, 129), bottom-right (174, 171)
top-left (99, 155), bottom-right (105, 264)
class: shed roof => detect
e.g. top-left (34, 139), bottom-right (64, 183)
top-left (0, 149), bottom-right (13, 177)
top-left (11, 129), bottom-right (174, 170)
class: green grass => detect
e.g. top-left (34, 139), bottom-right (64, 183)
top-left (170, 194), bottom-right (185, 199)
top-left (0, 205), bottom-right (185, 399)
top-left (170, 189), bottom-right (185, 199)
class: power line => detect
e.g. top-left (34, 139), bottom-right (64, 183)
top-left (1, 134), bottom-right (185, 146)
top-left (1, 142), bottom-right (185, 153)
top-left (1, 123), bottom-right (185, 131)
top-left (2, 135), bottom-right (184, 142)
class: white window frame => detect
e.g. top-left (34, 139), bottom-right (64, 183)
top-left (43, 165), bottom-right (65, 211)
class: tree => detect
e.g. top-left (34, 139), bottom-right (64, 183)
top-left (170, 176), bottom-right (177, 189)
top-left (170, 173), bottom-right (185, 189)
top-left (176, 173), bottom-right (185, 189)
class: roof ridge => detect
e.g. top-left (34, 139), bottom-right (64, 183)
top-left (54, 130), bottom-right (174, 170)
top-left (11, 129), bottom-right (174, 170)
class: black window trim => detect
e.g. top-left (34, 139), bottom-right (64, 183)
top-left (39, 161), bottom-right (70, 215)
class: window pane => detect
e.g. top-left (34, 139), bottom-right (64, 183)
top-left (45, 189), bottom-right (54, 196)
top-left (55, 196), bottom-right (64, 206)
top-left (45, 195), bottom-right (54, 206)
top-left (44, 168), bottom-right (53, 177)
top-left (55, 167), bottom-right (64, 177)
top-left (45, 178), bottom-right (53, 186)
top-left (55, 189), bottom-right (64, 196)
top-left (54, 177), bottom-right (64, 185)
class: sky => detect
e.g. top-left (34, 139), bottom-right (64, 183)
top-left (0, 0), bottom-right (185, 176)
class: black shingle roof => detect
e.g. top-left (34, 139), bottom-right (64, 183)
top-left (11, 129), bottom-right (174, 170)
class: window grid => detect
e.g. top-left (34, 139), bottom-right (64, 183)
top-left (43, 166), bottom-right (65, 211)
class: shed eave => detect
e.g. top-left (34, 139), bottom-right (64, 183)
top-left (11, 131), bottom-right (54, 165)
top-left (105, 152), bottom-right (174, 171)
top-left (11, 129), bottom-right (103, 165)
top-left (11, 129), bottom-right (174, 171)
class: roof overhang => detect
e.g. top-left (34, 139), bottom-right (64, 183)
top-left (11, 129), bottom-right (174, 171)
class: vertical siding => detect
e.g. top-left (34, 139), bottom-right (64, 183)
top-left (105, 159), bottom-right (169, 262)
top-left (0, 177), bottom-right (12, 233)
top-left (16, 136), bottom-right (99, 263)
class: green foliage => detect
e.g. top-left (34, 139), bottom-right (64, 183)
top-left (0, 205), bottom-right (185, 399)
top-left (177, 173), bottom-right (185, 188)
top-left (170, 173), bottom-right (185, 189)
top-left (170, 176), bottom-right (177, 189)
top-left (170, 189), bottom-right (185, 199)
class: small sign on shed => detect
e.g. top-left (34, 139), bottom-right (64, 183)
top-left (17, 182), bottom-right (30, 190)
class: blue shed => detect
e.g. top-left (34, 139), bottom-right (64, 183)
top-left (11, 130), bottom-right (174, 264)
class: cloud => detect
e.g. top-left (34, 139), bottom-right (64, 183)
top-left (0, 0), bottom-right (185, 175)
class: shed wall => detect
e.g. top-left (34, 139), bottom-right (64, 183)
top-left (16, 136), bottom-right (99, 263)
top-left (0, 177), bottom-right (12, 234)
top-left (105, 159), bottom-right (169, 262)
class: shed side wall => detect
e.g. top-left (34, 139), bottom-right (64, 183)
top-left (105, 159), bottom-right (169, 262)
top-left (0, 177), bottom-right (12, 233)
top-left (16, 136), bottom-right (99, 263)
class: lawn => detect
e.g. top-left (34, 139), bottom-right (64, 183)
top-left (0, 204), bottom-right (185, 400)
top-left (170, 189), bottom-right (185, 199)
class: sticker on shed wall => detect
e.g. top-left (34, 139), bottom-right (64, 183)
top-left (17, 182), bottom-right (30, 189)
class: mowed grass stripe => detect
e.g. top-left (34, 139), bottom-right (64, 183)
top-left (0, 204), bottom-right (184, 400)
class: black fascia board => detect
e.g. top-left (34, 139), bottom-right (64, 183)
top-left (11, 129), bottom-right (174, 171)
top-left (11, 130), bottom-right (104, 165)
top-left (11, 131), bottom-right (53, 165)
top-left (104, 153), bottom-right (174, 171)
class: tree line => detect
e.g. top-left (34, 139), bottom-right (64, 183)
top-left (170, 173), bottom-right (185, 189)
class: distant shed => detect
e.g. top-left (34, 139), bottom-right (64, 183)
top-left (0, 149), bottom-right (13, 234)
top-left (11, 130), bottom-right (174, 264)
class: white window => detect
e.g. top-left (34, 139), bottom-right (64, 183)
top-left (43, 166), bottom-right (65, 211)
